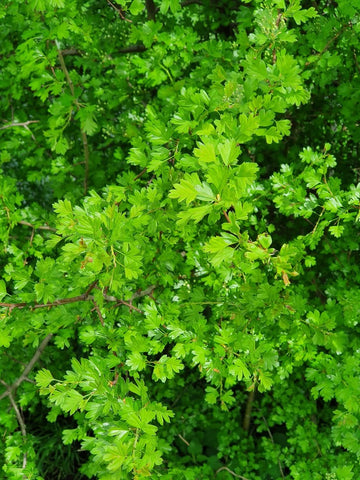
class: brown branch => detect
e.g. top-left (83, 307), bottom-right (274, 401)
top-left (118, 44), bottom-right (147, 54)
top-left (243, 386), bottom-right (255, 432)
top-left (8, 392), bottom-right (27, 438)
top-left (145, 0), bottom-right (156, 20)
top-left (133, 167), bottom-right (147, 181)
top-left (0, 282), bottom-right (154, 316)
top-left (107, 0), bottom-right (132, 22)
top-left (0, 335), bottom-right (53, 469)
top-left (0, 120), bottom-right (39, 141)
top-left (0, 120), bottom-right (39, 131)
top-left (18, 220), bottom-right (57, 232)
top-left (0, 333), bottom-right (53, 401)
top-left (223, 210), bottom-right (231, 223)
top-left (91, 300), bottom-right (105, 327)
top-left (57, 45), bottom-right (90, 195)
top-left (305, 24), bottom-right (349, 67)
top-left (178, 434), bottom-right (190, 446)
top-left (262, 416), bottom-right (285, 479)
top-left (181, 0), bottom-right (204, 5)
top-left (129, 284), bottom-right (156, 301)
top-left (8, 392), bottom-right (27, 469)
top-left (61, 48), bottom-right (83, 56)
top-left (215, 466), bottom-right (250, 480)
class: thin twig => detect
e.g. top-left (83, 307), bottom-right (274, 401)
top-left (181, 0), bottom-right (204, 5)
top-left (133, 168), bottom-right (147, 181)
top-left (243, 387), bottom-right (255, 432)
top-left (8, 393), bottom-right (27, 469)
top-left (107, 0), bottom-right (132, 22)
top-left (118, 44), bottom-right (146, 54)
top-left (61, 48), bottom-right (82, 56)
top-left (305, 24), bottom-right (349, 67)
top-left (18, 220), bottom-right (57, 232)
top-left (178, 434), bottom-right (190, 446)
top-left (215, 466), bottom-right (250, 480)
top-left (0, 120), bottom-right (39, 141)
top-left (262, 416), bottom-right (285, 479)
top-left (8, 393), bottom-right (26, 437)
top-left (0, 282), bottom-right (154, 316)
top-left (91, 300), bottom-right (105, 327)
top-left (0, 333), bottom-right (53, 401)
top-left (0, 120), bottom-right (39, 131)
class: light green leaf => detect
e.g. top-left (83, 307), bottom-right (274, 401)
top-left (36, 369), bottom-right (54, 388)
top-left (129, 0), bottom-right (144, 15)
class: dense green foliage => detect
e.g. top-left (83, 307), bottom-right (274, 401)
top-left (1, 0), bottom-right (360, 478)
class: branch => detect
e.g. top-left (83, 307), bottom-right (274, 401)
top-left (57, 44), bottom-right (90, 195)
top-left (145, 0), bottom-right (157, 20)
top-left (0, 120), bottom-right (39, 141)
top-left (0, 120), bottom-right (39, 131)
top-left (0, 283), bottom-right (155, 316)
top-left (305, 23), bottom-right (350, 67)
top-left (61, 48), bottom-right (83, 56)
top-left (18, 220), bottom-right (57, 233)
top-left (215, 466), bottom-right (250, 480)
top-left (262, 416), bottom-right (285, 479)
top-left (243, 386), bottom-right (255, 432)
top-left (91, 299), bottom-right (105, 327)
top-left (0, 333), bottom-right (53, 401)
top-left (0, 335), bottom-right (52, 469)
top-left (117, 44), bottom-right (147, 54)
top-left (107, 0), bottom-right (132, 22)
top-left (181, 0), bottom-right (204, 6)
top-left (8, 392), bottom-right (27, 469)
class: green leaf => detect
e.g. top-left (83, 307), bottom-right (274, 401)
top-left (194, 141), bottom-right (217, 164)
top-left (195, 182), bottom-right (216, 202)
top-left (36, 369), bottom-right (54, 388)
top-left (229, 358), bottom-right (250, 381)
top-left (218, 139), bottom-right (240, 166)
top-left (129, 0), bottom-right (144, 15)
top-left (0, 330), bottom-right (11, 348)
top-left (76, 106), bottom-right (98, 136)
top-left (233, 162), bottom-right (258, 192)
top-left (169, 173), bottom-right (200, 204)
top-left (126, 352), bottom-right (147, 371)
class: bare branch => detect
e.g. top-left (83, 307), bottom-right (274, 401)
top-left (215, 466), bottom-right (250, 480)
top-left (262, 416), bottom-right (285, 479)
top-left (18, 220), bottom-right (57, 233)
top-left (243, 387), bottom-right (255, 431)
top-left (118, 44), bottom-right (147, 54)
top-left (0, 282), bottom-right (155, 316)
top-left (305, 23), bottom-right (350, 67)
top-left (107, 0), bottom-right (132, 22)
top-left (0, 120), bottom-right (39, 131)
top-left (91, 300), bottom-right (105, 327)
top-left (15, 334), bottom-right (53, 390)
top-left (8, 393), bottom-right (27, 469)
top-left (8, 393), bottom-right (27, 437)
top-left (61, 48), bottom-right (83, 56)
top-left (181, 0), bottom-right (204, 6)
top-left (0, 120), bottom-right (39, 141)
top-left (0, 334), bottom-right (53, 401)
top-left (178, 434), bottom-right (190, 446)
top-left (145, 0), bottom-right (156, 20)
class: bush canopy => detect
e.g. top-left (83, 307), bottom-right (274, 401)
top-left (1, 0), bottom-right (360, 478)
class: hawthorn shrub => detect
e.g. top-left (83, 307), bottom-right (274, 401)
top-left (1, 0), bottom-right (360, 479)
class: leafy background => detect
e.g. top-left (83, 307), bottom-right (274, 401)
top-left (1, 0), bottom-right (360, 479)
